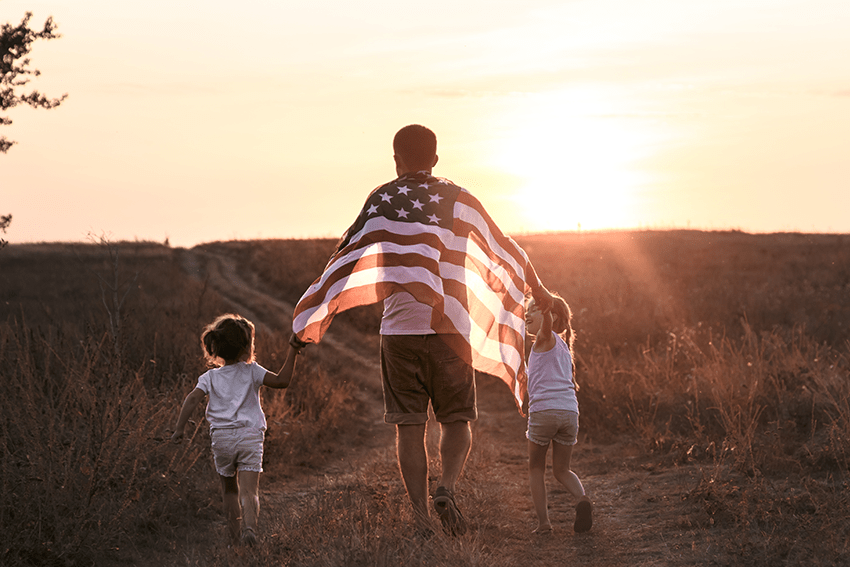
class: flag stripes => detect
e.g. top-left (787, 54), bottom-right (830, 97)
top-left (293, 172), bottom-right (539, 408)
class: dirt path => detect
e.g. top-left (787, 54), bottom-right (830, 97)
top-left (177, 247), bottom-right (717, 566)
top-left (178, 247), bottom-right (393, 477)
top-left (473, 377), bottom-right (712, 566)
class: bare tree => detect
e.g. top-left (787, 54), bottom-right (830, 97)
top-left (1, 12), bottom-right (67, 153)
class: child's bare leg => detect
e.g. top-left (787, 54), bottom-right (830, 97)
top-left (220, 475), bottom-right (241, 543)
top-left (551, 442), bottom-right (586, 500)
top-left (238, 471), bottom-right (261, 535)
top-left (528, 440), bottom-right (552, 532)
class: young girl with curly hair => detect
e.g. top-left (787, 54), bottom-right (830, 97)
top-left (172, 314), bottom-right (304, 546)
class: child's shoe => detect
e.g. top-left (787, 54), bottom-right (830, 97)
top-left (574, 498), bottom-right (593, 533)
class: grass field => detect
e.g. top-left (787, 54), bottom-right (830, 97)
top-left (1, 230), bottom-right (848, 566)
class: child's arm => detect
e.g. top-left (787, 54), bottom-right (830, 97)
top-left (531, 283), bottom-right (554, 314)
top-left (263, 340), bottom-right (303, 389)
top-left (533, 309), bottom-right (557, 353)
top-left (171, 388), bottom-right (206, 441)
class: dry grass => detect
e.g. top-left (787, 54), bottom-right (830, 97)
top-left (2, 230), bottom-right (849, 565)
top-left (0, 241), bottom-right (361, 566)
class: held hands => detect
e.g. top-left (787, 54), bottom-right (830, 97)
top-left (530, 284), bottom-right (569, 333)
top-left (289, 333), bottom-right (309, 355)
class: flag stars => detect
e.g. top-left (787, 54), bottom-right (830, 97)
top-left (411, 199), bottom-right (424, 210)
top-left (427, 214), bottom-right (441, 224)
top-left (380, 192), bottom-right (393, 203)
top-left (429, 193), bottom-right (443, 204)
top-left (367, 204), bottom-right (379, 215)
top-left (396, 208), bottom-right (410, 219)
top-left (397, 185), bottom-right (412, 196)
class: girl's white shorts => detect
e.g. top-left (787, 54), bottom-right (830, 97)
top-left (210, 427), bottom-right (264, 476)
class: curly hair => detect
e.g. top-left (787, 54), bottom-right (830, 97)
top-left (200, 313), bottom-right (255, 366)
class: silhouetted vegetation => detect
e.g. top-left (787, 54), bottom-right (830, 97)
top-left (2, 231), bottom-right (848, 565)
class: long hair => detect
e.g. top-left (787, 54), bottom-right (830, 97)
top-left (548, 293), bottom-right (579, 391)
top-left (550, 293), bottom-right (574, 351)
top-left (200, 313), bottom-right (255, 366)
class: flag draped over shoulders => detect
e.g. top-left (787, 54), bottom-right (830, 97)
top-left (292, 171), bottom-right (541, 409)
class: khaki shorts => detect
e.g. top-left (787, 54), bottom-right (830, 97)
top-left (526, 409), bottom-right (579, 446)
top-left (380, 334), bottom-right (477, 425)
top-left (210, 427), bottom-right (264, 476)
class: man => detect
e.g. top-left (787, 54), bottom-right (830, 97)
top-left (293, 124), bottom-right (559, 536)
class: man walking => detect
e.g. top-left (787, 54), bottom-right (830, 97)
top-left (293, 124), bottom-right (558, 536)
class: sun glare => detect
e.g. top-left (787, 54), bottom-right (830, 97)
top-left (494, 90), bottom-right (658, 232)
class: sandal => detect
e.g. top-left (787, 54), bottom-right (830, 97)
top-left (433, 486), bottom-right (467, 536)
top-left (574, 499), bottom-right (593, 533)
top-left (241, 526), bottom-right (257, 546)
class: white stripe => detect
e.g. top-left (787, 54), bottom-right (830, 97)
top-left (299, 232), bottom-right (442, 298)
top-left (345, 208), bottom-right (527, 304)
top-left (454, 199), bottom-right (528, 280)
top-left (294, 263), bottom-right (443, 334)
top-left (295, 197), bottom-right (529, 380)
top-left (442, 295), bottom-right (524, 371)
top-left (439, 260), bottom-right (525, 331)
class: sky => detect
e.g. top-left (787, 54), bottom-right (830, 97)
top-left (2, 0), bottom-right (849, 247)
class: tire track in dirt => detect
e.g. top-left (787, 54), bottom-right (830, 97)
top-left (178, 247), bottom-right (379, 374)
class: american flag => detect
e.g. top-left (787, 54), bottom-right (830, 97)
top-left (292, 171), bottom-right (542, 408)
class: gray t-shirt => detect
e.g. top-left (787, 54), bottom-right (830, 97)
top-left (380, 291), bottom-right (435, 335)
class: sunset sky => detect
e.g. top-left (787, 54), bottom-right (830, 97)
top-left (3, 0), bottom-right (849, 247)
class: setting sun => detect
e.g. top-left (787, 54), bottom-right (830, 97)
top-left (493, 89), bottom-right (660, 232)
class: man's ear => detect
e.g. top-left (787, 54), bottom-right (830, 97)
top-left (394, 154), bottom-right (406, 175)
top-left (432, 154), bottom-right (439, 168)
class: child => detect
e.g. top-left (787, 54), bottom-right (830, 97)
top-left (524, 294), bottom-right (592, 534)
top-left (171, 314), bottom-right (305, 546)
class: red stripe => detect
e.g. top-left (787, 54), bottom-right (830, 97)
top-left (455, 191), bottom-right (531, 274)
top-left (440, 278), bottom-right (525, 366)
top-left (297, 224), bottom-right (527, 316)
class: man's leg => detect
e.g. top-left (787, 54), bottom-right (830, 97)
top-left (431, 421), bottom-right (470, 535)
top-left (396, 423), bottom-right (430, 526)
top-left (438, 420), bottom-right (471, 492)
